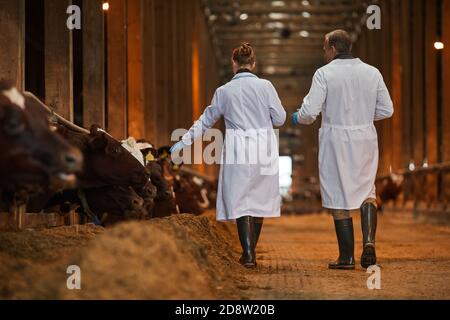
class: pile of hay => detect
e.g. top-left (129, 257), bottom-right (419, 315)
top-left (0, 214), bottom-right (245, 300)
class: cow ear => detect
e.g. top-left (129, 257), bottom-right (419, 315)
top-left (88, 132), bottom-right (108, 151)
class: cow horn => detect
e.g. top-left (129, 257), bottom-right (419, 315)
top-left (23, 91), bottom-right (90, 135)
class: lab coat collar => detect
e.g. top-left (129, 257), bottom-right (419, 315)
top-left (231, 72), bottom-right (258, 81)
top-left (334, 53), bottom-right (355, 60)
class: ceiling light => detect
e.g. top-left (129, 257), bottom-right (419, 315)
top-left (271, 1), bottom-right (286, 7)
top-left (240, 13), bottom-right (249, 20)
top-left (102, 2), bottom-right (109, 10)
top-left (269, 13), bottom-right (286, 19)
top-left (299, 30), bottom-right (309, 37)
top-left (434, 41), bottom-right (444, 50)
top-left (266, 22), bottom-right (285, 29)
top-left (265, 66), bottom-right (276, 74)
top-left (302, 12), bottom-right (311, 18)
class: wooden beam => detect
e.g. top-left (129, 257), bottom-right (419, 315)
top-left (44, 0), bottom-right (73, 121)
top-left (209, 4), bottom-right (363, 15)
top-left (425, 0), bottom-right (438, 202)
top-left (412, 0), bottom-right (425, 166)
top-left (106, 0), bottom-right (127, 139)
top-left (442, 0), bottom-right (450, 202)
top-left (377, 0), bottom-right (393, 176)
top-left (0, 0), bottom-right (25, 90)
top-left (391, 0), bottom-right (403, 171)
top-left (153, 0), bottom-right (167, 146)
top-left (127, 0), bottom-right (145, 139)
top-left (167, 0), bottom-right (177, 142)
top-left (142, 0), bottom-right (157, 142)
top-left (400, 0), bottom-right (412, 169)
top-left (82, 0), bottom-right (105, 128)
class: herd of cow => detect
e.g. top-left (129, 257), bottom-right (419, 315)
top-left (0, 81), bottom-right (217, 226)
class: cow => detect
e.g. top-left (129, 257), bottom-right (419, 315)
top-left (28, 125), bottom-right (157, 222)
top-left (134, 140), bottom-right (179, 218)
top-left (146, 160), bottom-right (179, 218)
top-left (157, 146), bottom-right (216, 215)
top-left (0, 81), bottom-right (82, 211)
top-left (376, 173), bottom-right (404, 211)
top-left (42, 185), bottom-right (145, 226)
top-left (22, 93), bottom-right (155, 220)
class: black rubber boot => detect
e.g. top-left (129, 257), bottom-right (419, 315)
top-left (361, 202), bottom-right (378, 268)
top-left (328, 218), bottom-right (355, 270)
top-left (254, 218), bottom-right (264, 248)
top-left (237, 216), bottom-right (256, 268)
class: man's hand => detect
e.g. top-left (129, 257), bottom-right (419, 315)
top-left (169, 141), bottom-right (186, 154)
top-left (291, 112), bottom-right (300, 126)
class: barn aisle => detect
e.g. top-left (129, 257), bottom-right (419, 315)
top-left (237, 213), bottom-right (450, 300)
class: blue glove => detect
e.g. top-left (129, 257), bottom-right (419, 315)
top-left (170, 141), bottom-right (186, 154)
top-left (292, 112), bottom-right (300, 126)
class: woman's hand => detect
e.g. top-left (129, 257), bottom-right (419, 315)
top-left (291, 112), bottom-right (300, 126)
top-left (169, 141), bottom-right (186, 154)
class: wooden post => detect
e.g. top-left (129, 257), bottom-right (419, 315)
top-left (171, 0), bottom-right (180, 134)
top-left (142, 0), bottom-right (157, 142)
top-left (127, 0), bottom-right (145, 139)
top-left (442, 0), bottom-right (450, 203)
top-left (82, 0), bottom-right (105, 128)
top-left (390, 0), bottom-right (403, 172)
top-left (379, 0), bottom-right (393, 176)
top-left (184, 1), bottom-right (194, 129)
top-left (107, 0), bottom-right (127, 140)
top-left (425, 0), bottom-right (439, 203)
top-left (400, 0), bottom-right (412, 172)
top-left (45, 0), bottom-right (74, 121)
top-left (0, 0), bottom-right (25, 90)
top-left (10, 201), bottom-right (26, 230)
top-left (411, 0), bottom-right (425, 203)
top-left (412, 0), bottom-right (425, 167)
top-left (153, 0), bottom-right (167, 146)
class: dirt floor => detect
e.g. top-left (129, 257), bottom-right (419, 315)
top-left (0, 210), bottom-right (449, 300)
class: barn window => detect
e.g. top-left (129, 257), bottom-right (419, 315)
top-left (279, 156), bottom-right (293, 197)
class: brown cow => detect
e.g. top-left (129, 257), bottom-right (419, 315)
top-left (27, 124), bottom-right (154, 220)
top-left (0, 81), bottom-right (82, 210)
top-left (44, 185), bottom-right (145, 226)
top-left (146, 160), bottom-right (179, 218)
top-left (377, 173), bottom-right (404, 211)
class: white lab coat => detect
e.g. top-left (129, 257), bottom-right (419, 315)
top-left (298, 58), bottom-right (393, 210)
top-left (181, 72), bottom-right (286, 221)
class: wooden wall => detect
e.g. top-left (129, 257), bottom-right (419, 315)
top-left (0, 0), bottom-right (25, 90)
top-left (0, 0), bottom-right (221, 175)
top-left (355, 0), bottom-right (450, 207)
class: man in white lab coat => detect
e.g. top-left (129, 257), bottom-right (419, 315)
top-left (292, 30), bottom-right (393, 269)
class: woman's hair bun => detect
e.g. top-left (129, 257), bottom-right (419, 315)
top-left (239, 43), bottom-right (253, 57)
top-left (232, 42), bottom-right (256, 66)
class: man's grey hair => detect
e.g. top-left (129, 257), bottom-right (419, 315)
top-left (325, 30), bottom-right (353, 54)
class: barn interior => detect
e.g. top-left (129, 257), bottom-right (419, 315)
top-left (1, 0), bottom-right (450, 300)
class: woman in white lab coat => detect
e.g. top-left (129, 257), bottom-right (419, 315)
top-left (170, 43), bottom-right (286, 268)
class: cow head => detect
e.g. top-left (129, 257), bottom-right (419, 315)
top-left (0, 81), bottom-right (82, 196)
top-left (84, 186), bottom-right (145, 219)
top-left (57, 125), bottom-right (150, 189)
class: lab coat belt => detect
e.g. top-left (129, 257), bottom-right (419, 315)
top-left (321, 123), bottom-right (374, 130)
